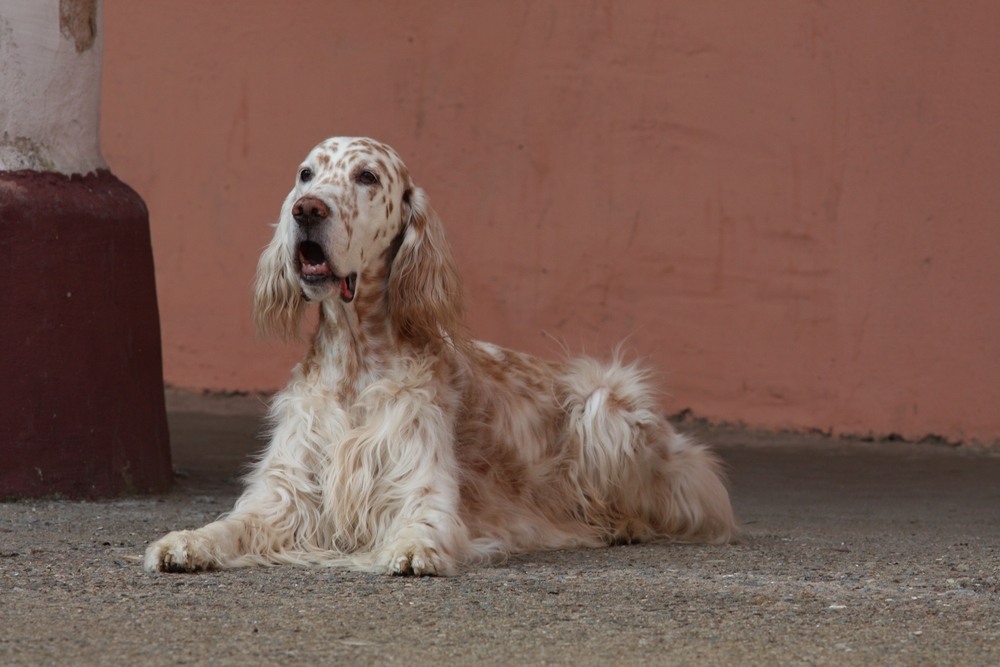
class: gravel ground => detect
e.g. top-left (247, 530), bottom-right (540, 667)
top-left (1, 392), bottom-right (998, 666)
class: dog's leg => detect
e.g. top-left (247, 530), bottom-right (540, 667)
top-left (379, 501), bottom-right (464, 577)
top-left (356, 392), bottom-right (467, 576)
top-left (562, 357), bottom-right (737, 544)
top-left (144, 392), bottom-right (340, 573)
top-left (142, 510), bottom-right (278, 573)
top-left (647, 430), bottom-right (737, 543)
top-left (142, 469), bottom-right (323, 572)
top-left (376, 439), bottom-right (467, 576)
top-left (142, 464), bottom-right (322, 572)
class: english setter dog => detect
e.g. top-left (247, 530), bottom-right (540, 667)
top-left (144, 137), bottom-right (736, 576)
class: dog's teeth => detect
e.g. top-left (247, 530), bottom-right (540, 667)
top-left (301, 263), bottom-right (328, 276)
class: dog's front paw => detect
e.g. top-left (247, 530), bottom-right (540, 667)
top-left (380, 539), bottom-right (446, 576)
top-left (143, 530), bottom-right (220, 573)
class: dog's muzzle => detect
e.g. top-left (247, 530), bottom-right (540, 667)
top-left (297, 240), bottom-right (356, 302)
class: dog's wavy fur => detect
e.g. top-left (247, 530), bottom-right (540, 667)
top-left (144, 137), bottom-right (736, 576)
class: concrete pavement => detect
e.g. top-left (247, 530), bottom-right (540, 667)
top-left (1, 390), bottom-right (997, 666)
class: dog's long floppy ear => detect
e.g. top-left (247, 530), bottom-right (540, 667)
top-left (252, 225), bottom-right (306, 340)
top-left (388, 186), bottom-right (465, 348)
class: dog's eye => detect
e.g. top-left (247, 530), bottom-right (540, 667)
top-left (356, 170), bottom-right (379, 186)
top-left (299, 168), bottom-right (313, 183)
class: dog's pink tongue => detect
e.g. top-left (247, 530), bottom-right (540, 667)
top-left (339, 276), bottom-right (355, 301)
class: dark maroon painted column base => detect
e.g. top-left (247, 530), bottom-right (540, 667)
top-left (0, 170), bottom-right (172, 498)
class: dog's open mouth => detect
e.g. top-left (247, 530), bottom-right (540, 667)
top-left (297, 241), bottom-right (356, 302)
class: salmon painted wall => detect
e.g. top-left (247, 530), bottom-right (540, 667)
top-left (100, 1), bottom-right (1000, 443)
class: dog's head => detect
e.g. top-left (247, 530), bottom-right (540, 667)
top-left (253, 137), bottom-right (463, 347)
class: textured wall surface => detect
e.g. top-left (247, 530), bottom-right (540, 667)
top-left (101, 1), bottom-right (1000, 442)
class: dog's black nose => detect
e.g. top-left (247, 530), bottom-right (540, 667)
top-left (292, 196), bottom-right (330, 226)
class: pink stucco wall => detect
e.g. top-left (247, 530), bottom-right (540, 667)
top-left (101, 1), bottom-right (1000, 443)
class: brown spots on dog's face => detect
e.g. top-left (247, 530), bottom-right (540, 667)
top-left (343, 217), bottom-right (354, 246)
top-left (291, 138), bottom-right (415, 290)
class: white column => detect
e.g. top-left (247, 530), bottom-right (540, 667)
top-left (0, 0), bottom-right (106, 174)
